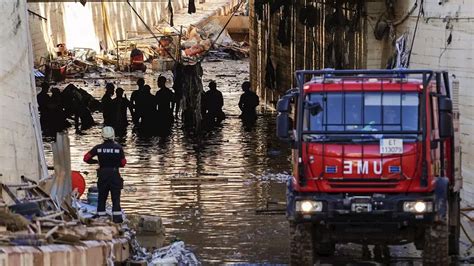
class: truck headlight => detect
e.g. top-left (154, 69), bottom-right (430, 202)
top-left (296, 200), bottom-right (323, 213)
top-left (403, 201), bottom-right (433, 213)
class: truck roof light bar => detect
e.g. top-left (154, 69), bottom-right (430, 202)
top-left (302, 130), bottom-right (421, 135)
top-left (296, 69), bottom-right (434, 77)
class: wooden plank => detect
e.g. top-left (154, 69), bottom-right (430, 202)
top-left (45, 226), bottom-right (59, 239)
top-left (34, 211), bottom-right (64, 221)
top-left (1, 185), bottom-right (20, 204)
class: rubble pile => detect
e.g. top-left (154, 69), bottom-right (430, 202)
top-left (128, 237), bottom-right (201, 266)
top-left (0, 177), bottom-right (123, 247)
top-left (0, 178), bottom-right (121, 246)
top-left (35, 21), bottom-right (249, 80)
top-left (38, 46), bottom-right (118, 82)
top-left (0, 177), bottom-right (201, 265)
top-left (181, 20), bottom-right (249, 64)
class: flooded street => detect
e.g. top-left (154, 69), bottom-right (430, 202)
top-left (42, 59), bottom-right (472, 265)
top-left (43, 59), bottom-right (293, 264)
top-left (0, 0), bottom-right (468, 264)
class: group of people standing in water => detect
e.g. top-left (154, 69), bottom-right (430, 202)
top-left (38, 76), bottom-right (260, 137)
top-left (101, 77), bottom-right (260, 134)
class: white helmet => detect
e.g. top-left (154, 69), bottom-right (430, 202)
top-left (102, 126), bottom-right (115, 140)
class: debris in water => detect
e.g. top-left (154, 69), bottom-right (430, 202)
top-left (150, 241), bottom-right (200, 265)
top-left (123, 185), bottom-right (138, 193)
top-left (267, 149), bottom-right (281, 156)
top-left (249, 171), bottom-right (292, 183)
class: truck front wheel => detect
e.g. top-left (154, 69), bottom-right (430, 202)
top-left (422, 223), bottom-right (449, 265)
top-left (289, 222), bottom-right (315, 265)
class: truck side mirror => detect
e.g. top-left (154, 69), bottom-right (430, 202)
top-left (276, 96), bottom-right (293, 141)
top-left (439, 96), bottom-right (453, 138)
top-left (277, 96), bottom-right (291, 113)
top-left (276, 113), bottom-right (291, 140)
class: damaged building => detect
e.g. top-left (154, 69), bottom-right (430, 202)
top-left (27, 0), bottom-right (242, 64)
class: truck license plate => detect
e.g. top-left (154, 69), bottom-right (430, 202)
top-left (351, 203), bottom-right (372, 213)
top-left (380, 139), bottom-right (403, 154)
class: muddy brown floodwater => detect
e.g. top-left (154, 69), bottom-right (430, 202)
top-left (43, 59), bottom-right (291, 264)
top-left (43, 59), bottom-right (471, 265)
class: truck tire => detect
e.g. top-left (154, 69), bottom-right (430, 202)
top-left (422, 224), bottom-right (449, 265)
top-left (289, 222), bottom-right (315, 265)
top-left (449, 192), bottom-right (460, 256)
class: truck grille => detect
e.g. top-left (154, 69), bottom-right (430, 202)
top-left (327, 178), bottom-right (399, 189)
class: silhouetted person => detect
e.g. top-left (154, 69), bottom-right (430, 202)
top-left (155, 76), bottom-right (175, 128)
top-left (238, 81), bottom-right (259, 122)
top-left (130, 78), bottom-right (145, 125)
top-left (62, 84), bottom-right (95, 132)
top-left (140, 85), bottom-right (157, 132)
top-left (203, 81), bottom-right (225, 124)
top-left (37, 82), bottom-right (51, 131)
top-left (102, 83), bottom-right (115, 126)
top-left (48, 87), bottom-right (68, 134)
top-left (112, 88), bottom-right (131, 135)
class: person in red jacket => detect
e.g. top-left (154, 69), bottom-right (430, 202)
top-left (129, 43), bottom-right (147, 72)
top-left (83, 126), bottom-right (126, 223)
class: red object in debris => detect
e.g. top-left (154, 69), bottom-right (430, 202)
top-left (71, 171), bottom-right (86, 197)
top-left (184, 45), bottom-right (204, 56)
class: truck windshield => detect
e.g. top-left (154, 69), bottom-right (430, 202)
top-left (304, 92), bottom-right (419, 136)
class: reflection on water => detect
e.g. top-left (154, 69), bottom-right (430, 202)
top-left (43, 59), bottom-right (292, 264)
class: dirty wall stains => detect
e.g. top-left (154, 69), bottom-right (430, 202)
top-left (0, 0), bottom-right (42, 184)
top-left (250, 0), bottom-right (366, 108)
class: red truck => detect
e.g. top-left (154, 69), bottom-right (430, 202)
top-left (276, 69), bottom-right (461, 264)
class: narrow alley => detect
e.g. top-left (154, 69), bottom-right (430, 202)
top-left (1, 0), bottom-right (474, 265)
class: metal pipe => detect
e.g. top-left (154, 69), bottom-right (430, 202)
top-left (296, 72), bottom-right (306, 186)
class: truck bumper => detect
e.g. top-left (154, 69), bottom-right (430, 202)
top-left (288, 193), bottom-right (436, 244)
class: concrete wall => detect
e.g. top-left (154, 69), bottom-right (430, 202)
top-left (0, 1), bottom-right (42, 184)
top-left (365, 0), bottom-right (392, 69)
top-left (211, 15), bottom-right (249, 41)
top-left (249, 0), bottom-right (366, 108)
top-left (27, 0), bottom-right (189, 64)
top-left (366, 0), bottom-right (474, 203)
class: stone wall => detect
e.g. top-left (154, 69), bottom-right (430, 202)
top-left (0, 1), bottom-right (42, 184)
top-left (366, 0), bottom-right (474, 203)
